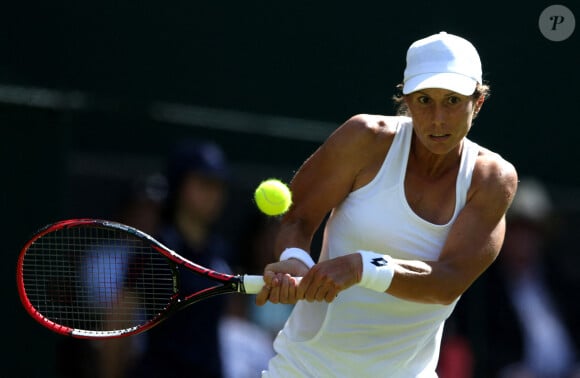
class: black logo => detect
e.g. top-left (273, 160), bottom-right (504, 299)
top-left (371, 257), bottom-right (388, 267)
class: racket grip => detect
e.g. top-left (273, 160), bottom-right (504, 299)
top-left (241, 274), bottom-right (302, 294)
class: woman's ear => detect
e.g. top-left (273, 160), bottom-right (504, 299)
top-left (474, 96), bottom-right (485, 117)
top-left (402, 96), bottom-right (412, 116)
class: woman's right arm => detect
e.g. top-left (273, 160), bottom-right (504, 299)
top-left (255, 114), bottom-right (397, 305)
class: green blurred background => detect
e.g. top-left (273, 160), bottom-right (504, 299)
top-left (2, 1), bottom-right (578, 376)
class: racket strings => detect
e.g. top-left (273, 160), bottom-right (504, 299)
top-left (22, 226), bottom-right (175, 333)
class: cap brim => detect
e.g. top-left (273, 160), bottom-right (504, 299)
top-left (403, 72), bottom-right (478, 96)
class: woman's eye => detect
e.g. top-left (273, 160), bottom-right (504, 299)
top-left (447, 96), bottom-right (461, 104)
top-left (418, 96), bottom-right (430, 104)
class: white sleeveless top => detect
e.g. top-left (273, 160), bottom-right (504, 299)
top-left (264, 117), bottom-right (480, 378)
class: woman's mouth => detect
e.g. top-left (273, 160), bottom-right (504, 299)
top-left (429, 134), bottom-right (451, 141)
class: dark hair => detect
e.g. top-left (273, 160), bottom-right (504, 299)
top-left (392, 83), bottom-right (491, 117)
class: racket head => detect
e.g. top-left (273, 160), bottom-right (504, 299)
top-left (16, 219), bottom-right (180, 339)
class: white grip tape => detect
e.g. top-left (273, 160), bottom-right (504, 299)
top-left (242, 274), bottom-right (303, 295)
top-left (279, 247), bottom-right (315, 269)
top-left (358, 250), bottom-right (395, 292)
top-left (242, 275), bottom-right (266, 294)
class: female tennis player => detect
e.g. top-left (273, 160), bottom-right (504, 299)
top-left (256, 32), bottom-right (518, 377)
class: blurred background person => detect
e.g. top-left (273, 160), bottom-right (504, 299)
top-left (235, 210), bottom-right (295, 339)
top-left (437, 320), bottom-right (475, 378)
top-left (129, 139), bottom-right (233, 378)
top-left (219, 210), bottom-right (281, 378)
top-left (91, 173), bottom-right (167, 378)
top-left (447, 177), bottom-right (580, 378)
top-left (491, 178), bottom-right (579, 377)
top-left (55, 173), bottom-right (166, 378)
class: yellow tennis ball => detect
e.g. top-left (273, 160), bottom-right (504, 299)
top-left (254, 179), bottom-right (292, 216)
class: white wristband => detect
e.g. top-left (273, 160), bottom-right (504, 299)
top-left (358, 250), bottom-right (395, 292)
top-left (279, 247), bottom-right (315, 269)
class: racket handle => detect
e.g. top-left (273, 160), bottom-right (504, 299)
top-left (241, 274), bottom-right (302, 294)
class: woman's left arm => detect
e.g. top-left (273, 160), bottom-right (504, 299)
top-left (298, 152), bottom-right (518, 304)
top-left (386, 153), bottom-right (518, 304)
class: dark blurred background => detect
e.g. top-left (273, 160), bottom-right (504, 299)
top-left (3, 1), bottom-right (578, 377)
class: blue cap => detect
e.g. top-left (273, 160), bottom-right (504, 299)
top-left (166, 139), bottom-right (230, 192)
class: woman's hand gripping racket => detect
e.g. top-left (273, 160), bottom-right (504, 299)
top-left (16, 219), bottom-right (270, 339)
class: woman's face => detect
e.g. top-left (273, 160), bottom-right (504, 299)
top-left (405, 88), bottom-right (483, 155)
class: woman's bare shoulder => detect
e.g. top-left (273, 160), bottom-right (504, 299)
top-left (340, 114), bottom-right (404, 136)
top-left (470, 145), bottom-right (518, 208)
top-left (326, 114), bottom-right (404, 150)
top-left (474, 146), bottom-right (517, 180)
top-left (327, 114), bottom-right (406, 190)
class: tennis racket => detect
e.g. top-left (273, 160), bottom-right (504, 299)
top-left (16, 218), bottom-right (269, 339)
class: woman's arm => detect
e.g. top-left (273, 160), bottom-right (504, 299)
top-left (387, 153), bottom-right (518, 304)
top-left (255, 114), bottom-right (397, 305)
top-left (297, 151), bottom-right (518, 305)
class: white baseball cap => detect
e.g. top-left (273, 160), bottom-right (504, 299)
top-left (402, 32), bottom-right (482, 96)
